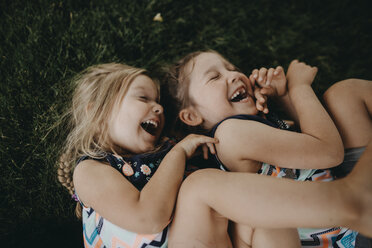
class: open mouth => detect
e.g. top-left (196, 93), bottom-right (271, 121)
top-left (230, 87), bottom-right (248, 102)
top-left (140, 120), bottom-right (159, 136)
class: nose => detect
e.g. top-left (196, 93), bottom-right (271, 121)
top-left (153, 103), bottom-right (163, 114)
top-left (227, 71), bottom-right (239, 84)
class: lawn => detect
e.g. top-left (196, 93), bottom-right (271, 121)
top-left (1, 0), bottom-right (371, 247)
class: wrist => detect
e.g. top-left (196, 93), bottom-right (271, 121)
top-left (288, 84), bottom-right (312, 92)
top-left (170, 145), bottom-right (188, 159)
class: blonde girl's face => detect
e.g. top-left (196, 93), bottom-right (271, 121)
top-left (186, 52), bottom-right (258, 129)
top-left (108, 75), bottom-right (164, 154)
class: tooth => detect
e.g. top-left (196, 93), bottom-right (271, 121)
top-left (231, 91), bottom-right (239, 100)
top-left (144, 120), bottom-right (158, 128)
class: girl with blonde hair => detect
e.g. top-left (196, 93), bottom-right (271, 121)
top-left (57, 62), bottom-right (218, 247)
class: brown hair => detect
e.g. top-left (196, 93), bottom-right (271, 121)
top-left (57, 63), bottom-right (148, 218)
top-left (165, 50), bottom-right (222, 137)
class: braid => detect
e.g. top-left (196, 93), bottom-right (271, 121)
top-left (57, 153), bottom-right (74, 195)
top-left (57, 152), bottom-right (83, 219)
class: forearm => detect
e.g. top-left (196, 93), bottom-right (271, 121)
top-left (289, 84), bottom-right (343, 162)
top-left (272, 93), bottom-right (299, 126)
top-left (139, 148), bottom-right (186, 223)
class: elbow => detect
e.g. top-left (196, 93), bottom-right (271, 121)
top-left (331, 141), bottom-right (345, 165)
top-left (121, 214), bottom-right (169, 234)
top-left (136, 207), bottom-right (171, 234)
top-left (142, 213), bottom-right (170, 234)
top-left (323, 145), bottom-right (344, 168)
top-left (115, 207), bottom-right (171, 234)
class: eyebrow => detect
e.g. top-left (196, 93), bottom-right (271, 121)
top-left (203, 66), bottom-right (219, 77)
top-left (132, 86), bottom-right (147, 91)
top-left (132, 85), bottom-right (157, 93)
top-left (223, 61), bottom-right (237, 70)
top-left (132, 85), bottom-right (159, 99)
top-left (203, 62), bottom-right (237, 77)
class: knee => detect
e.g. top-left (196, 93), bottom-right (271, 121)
top-left (323, 79), bottom-right (357, 104)
top-left (179, 169), bottom-right (222, 201)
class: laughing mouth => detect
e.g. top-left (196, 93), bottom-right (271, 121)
top-left (230, 87), bottom-right (249, 102)
top-left (140, 120), bottom-right (159, 136)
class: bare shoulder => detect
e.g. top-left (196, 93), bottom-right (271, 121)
top-left (213, 118), bottom-right (271, 164)
top-left (214, 118), bottom-right (267, 142)
top-left (73, 158), bottom-right (127, 207)
top-left (73, 159), bottom-right (111, 182)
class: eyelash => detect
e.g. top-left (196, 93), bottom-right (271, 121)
top-left (210, 73), bottom-right (220, 81)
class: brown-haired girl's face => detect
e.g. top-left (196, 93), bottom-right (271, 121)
top-left (108, 75), bottom-right (164, 154)
top-left (185, 52), bottom-right (258, 129)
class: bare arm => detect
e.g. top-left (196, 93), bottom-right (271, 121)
top-left (216, 61), bottom-right (343, 170)
top-left (73, 134), bottom-right (218, 234)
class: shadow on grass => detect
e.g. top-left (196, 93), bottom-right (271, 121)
top-left (3, 219), bottom-right (83, 248)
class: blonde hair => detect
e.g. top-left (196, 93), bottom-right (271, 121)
top-left (57, 63), bottom-right (147, 218)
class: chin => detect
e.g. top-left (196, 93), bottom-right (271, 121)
top-left (142, 143), bottom-right (157, 153)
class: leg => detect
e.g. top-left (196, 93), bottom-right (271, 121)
top-left (252, 228), bottom-right (301, 248)
top-left (168, 173), bottom-right (232, 248)
top-left (169, 171), bottom-right (301, 248)
top-left (171, 141), bottom-right (372, 242)
top-left (323, 79), bottom-right (372, 149)
top-left (229, 222), bottom-right (301, 248)
top-left (323, 79), bottom-right (372, 247)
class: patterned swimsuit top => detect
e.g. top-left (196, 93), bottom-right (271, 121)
top-left (78, 140), bottom-right (174, 191)
top-left (76, 140), bottom-right (174, 248)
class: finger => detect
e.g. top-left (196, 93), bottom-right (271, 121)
top-left (206, 142), bottom-right (216, 155)
top-left (248, 76), bottom-right (255, 87)
top-left (199, 136), bottom-right (219, 146)
top-left (266, 68), bottom-right (275, 86)
top-left (255, 98), bottom-right (264, 111)
top-left (258, 67), bottom-right (267, 84)
top-left (254, 88), bottom-right (266, 103)
top-left (202, 145), bottom-right (209, 159)
top-left (257, 92), bottom-right (267, 112)
top-left (260, 100), bottom-right (269, 114)
top-left (249, 74), bottom-right (256, 86)
top-left (290, 59), bottom-right (299, 66)
top-left (274, 66), bottom-right (283, 75)
top-left (260, 87), bottom-right (275, 96)
top-left (252, 69), bottom-right (259, 80)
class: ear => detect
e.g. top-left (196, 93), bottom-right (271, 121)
top-left (179, 107), bottom-right (203, 126)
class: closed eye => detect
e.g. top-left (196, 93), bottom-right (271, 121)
top-left (139, 96), bottom-right (149, 101)
top-left (209, 73), bottom-right (220, 81)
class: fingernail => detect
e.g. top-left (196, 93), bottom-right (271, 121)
top-left (265, 81), bottom-right (270, 86)
top-left (253, 74), bottom-right (257, 79)
top-left (274, 71), bottom-right (278, 75)
top-left (258, 77), bottom-right (262, 82)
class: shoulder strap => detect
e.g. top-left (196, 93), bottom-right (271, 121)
top-left (208, 114), bottom-right (285, 172)
top-left (209, 114), bottom-right (278, 138)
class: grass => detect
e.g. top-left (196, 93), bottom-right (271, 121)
top-left (1, 0), bottom-right (371, 246)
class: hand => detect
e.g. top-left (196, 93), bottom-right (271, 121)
top-left (286, 60), bottom-right (318, 88)
top-left (253, 87), bottom-right (269, 113)
top-left (249, 66), bottom-right (287, 113)
top-left (249, 66), bottom-right (287, 97)
top-left (173, 134), bottom-right (219, 160)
